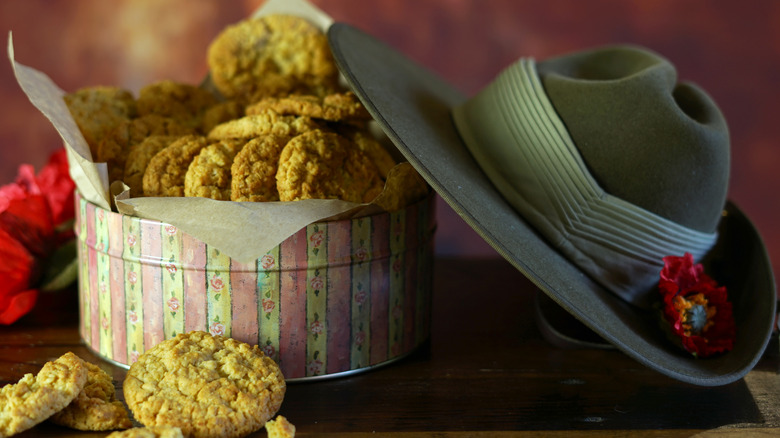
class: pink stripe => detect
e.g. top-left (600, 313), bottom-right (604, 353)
top-left (86, 205), bottom-right (100, 350)
top-left (182, 232), bottom-right (208, 333)
top-left (369, 214), bottom-right (390, 365)
top-left (326, 221), bottom-right (352, 374)
top-left (279, 229), bottom-right (307, 378)
top-left (403, 204), bottom-right (420, 352)
top-left (107, 212), bottom-right (126, 363)
top-left (230, 260), bottom-right (258, 345)
top-left (141, 220), bottom-right (164, 350)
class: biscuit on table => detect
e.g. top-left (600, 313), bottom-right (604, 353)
top-left (96, 114), bottom-right (196, 184)
top-left (207, 14), bottom-right (339, 100)
top-left (49, 361), bottom-right (132, 431)
top-left (64, 85), bottom-right (137, 159)
top-left (106, 425), bottom-right (184, 438)
top-left (230, 134), bottom-right (289, 202)
top-left (137, 80), bottom-right (219, 132)
top-left (0, 352), bottom-right (88, 437)
top-left (142, 135), bottom-right (209, 197)
top-left (276, 129), bottom-right (384, 203)
top-left (184, 138), bottom-right (247, 200)
top-left (123, 331), bottom-right (286, 438)
top-left (207, 110), bottom-right (320, 141)
top-left (265, 415), bottom-right (296, 438)
top-left (246, 91), bottom-right (371, 123)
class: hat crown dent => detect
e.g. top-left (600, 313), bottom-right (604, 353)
top-left (537, 45), bottom-right (730, 234)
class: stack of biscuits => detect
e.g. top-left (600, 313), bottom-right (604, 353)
top-left (64, 14), bottom-right (428, 212)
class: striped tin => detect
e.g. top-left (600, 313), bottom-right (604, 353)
top-left (75, 192), bottom-right (436, 380)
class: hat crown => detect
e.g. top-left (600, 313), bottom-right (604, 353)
top-left (537, 45), bottom-right (730, 233)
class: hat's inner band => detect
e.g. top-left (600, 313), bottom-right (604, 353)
top-left (451, 58), bottom-right (717, 307)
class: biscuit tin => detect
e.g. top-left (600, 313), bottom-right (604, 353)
top-left (75, 191), bottom-right (435, 380)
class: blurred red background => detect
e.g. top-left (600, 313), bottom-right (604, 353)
top-left (1, 0), bottom-right (778, 288)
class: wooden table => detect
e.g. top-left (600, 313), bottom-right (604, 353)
top-left (2, 258), bottom-right (778, 437)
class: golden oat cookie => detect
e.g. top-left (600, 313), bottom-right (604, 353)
top-left (338, 126), bottom-right (397, 179)
top-left (137, 80), bottom-right (219, 132)
top-left (372, 162), bottom-right (430, 212)
top-left (230, 134), bottom-right (289, 202)
top-left (246, 92), bottom-right (371, 123)
top-left (207, 110), bottom-right (320, 141)
top-left (200, 100), bottom-right (245, 134)
top-left (49, 361), bottom-right (132, 431)
top-left (184, 138), bottom-right (247, 200)
top-left (64, 86), bottom-right (137, 159)
top-left (96, 114), bottom-right (196, 184)
top-left (124, 135), bottom-right (182, 197)
top-left (207, 14), bottom-right (339, 99)
top-left (265, 415), bottom-right (296, 438)
top-left (123, 331), bottom-right (286, 438)
top-left (276, 130), bottom-right (384, 203)
top-left (143, 135), bottom-right (209, 197)
top-left (0, 352), bottom-right (88, 438)
top-left (106, 425), bottom-right (184, 438)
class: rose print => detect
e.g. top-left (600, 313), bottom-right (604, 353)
top-left (128, 310), bottom-right (138, 324)
top-left (354, 290), bottom-right (367, 306)
top-left (209, 322), bottom-right (225, 337)
top-left (263, 344), bottom-right (276, 358)
top-left (127, 271), bottom-right (137, 284)
top-left (260, 254), bottom-right (275, 270)
top-left (262, 299), bottom-right (275, 314)
top-left (99, 282), bottom-right (108, 295)
top-left (101, 316), bottom-right (110, 330)
top-left (310, 276), bottom-right (324, 291)
top-left (165, 263), bottom-right (177, 275)
top-left (164, 225), bottom-right (177, 236)
top-left (97, 208), bottom-right (104, 222)
top-left (126, 234), bottom-right (137, 247)
top-left (309, 230), bottom-right (324, 248)
top-left (354, 246), bottom-right (369, 262)
top-left (210, 275), bottom-right (224, 291)
top-left (307, 359), bottom-right (323, 375)
top-left (310, 320), bottom-right (323, 335)
top-left (167, 297), bottom-right (180, 313)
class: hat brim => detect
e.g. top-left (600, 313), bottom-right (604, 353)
top-left (328, 23), bottom-right (777, 386)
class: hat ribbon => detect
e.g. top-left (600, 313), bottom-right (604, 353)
top-left (452, 58), bottom-right (718, 307)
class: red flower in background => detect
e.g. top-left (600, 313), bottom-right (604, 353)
top-left (659, 252), bottom-right (735, 357)
top-left (0, 148), bottom-right (76, 324)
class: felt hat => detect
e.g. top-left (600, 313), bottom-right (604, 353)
top-left (327, 23), bottom-right (777, 386)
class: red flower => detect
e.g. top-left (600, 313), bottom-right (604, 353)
top-left (659, 252), bottom-right (735, 357)
top-left (0, 149), bottom-right (76, 325)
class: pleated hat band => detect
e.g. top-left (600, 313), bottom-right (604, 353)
top-left (452, 58), bottom-right (717, 307)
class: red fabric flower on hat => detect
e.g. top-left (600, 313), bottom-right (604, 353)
top-left (659, 252), bottom-right (735, 357)
top-left (0, 148), bottom-right (76, 325)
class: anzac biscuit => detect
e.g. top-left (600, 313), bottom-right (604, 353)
top-left (372, 162), bottom-right (430, 212)
top-left (276, 130), bottom-right (384, 203)
top-left (230, 135), bottom-right (289, 202)
top-left (200, 100), bottom-right (245, 135)
top-left (337, 126), bottom-right (397, 179)
top-left (0, 352), bottom-right (88, 437)
top-left (184, 138), bottom-right (247, 200)
top-left (265, 415), bottom-right (296, 438)
top-left (64, 86), bottom-right (137, 159)
top-left (106, 426), bottom-right (184, 438)
top-left (49, 361), bottom-right (132, 431)
top-left (207, 110), bottom-right (320, 141)
top-left (246, 92), bottom-right (371, 123)
top-left (124, 135), bottom-right (181, 197)
top-left (143, 135), bottom-right (209, 197)
top-left (137, 80), bottom-right (218, 132)
top-left (96, 115), bottom-right (195, 184)
top-left (123, 331), bottom-right (285, 438)
top-left (207, 14), bottom-right (339, 99)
